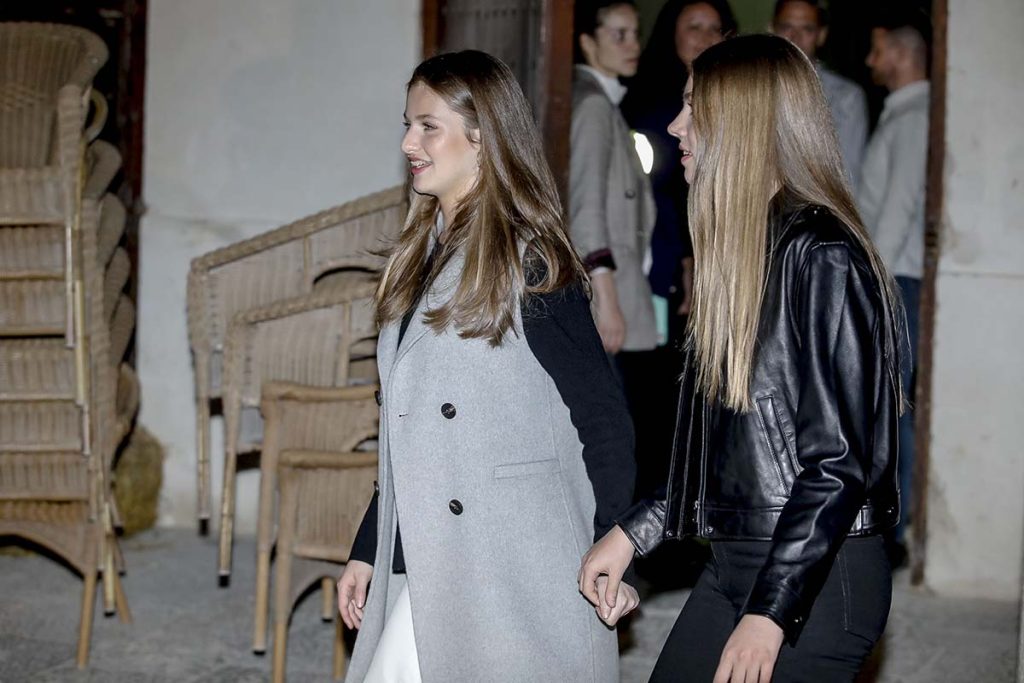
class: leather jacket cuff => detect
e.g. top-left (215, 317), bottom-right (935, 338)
top-left (615, 499), bottom-right (668, 557)
top-left (742, 578), bottom-right (807, 645)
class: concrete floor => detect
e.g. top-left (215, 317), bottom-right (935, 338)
top-left (0, 529), bottom-right (1018, 682)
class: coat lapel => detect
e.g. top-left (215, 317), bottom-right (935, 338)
top-left (387, 248), bottom-right (465, 379)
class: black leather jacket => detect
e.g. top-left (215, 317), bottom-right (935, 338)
top-left (618, 203), bottom-right (901, 643)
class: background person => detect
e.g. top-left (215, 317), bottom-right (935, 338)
top-left (771, 0), bottom-right (868, 188)
top-left (858, 7), bottom-right (932, 565)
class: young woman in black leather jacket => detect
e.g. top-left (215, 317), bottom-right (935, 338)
top-left (580, 34), bottom-right (904, 682)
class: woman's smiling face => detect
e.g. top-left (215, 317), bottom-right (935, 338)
top-left (667, 76), bottom-right (697, 184)
top-left (401, 82), bottom-right (480, 211)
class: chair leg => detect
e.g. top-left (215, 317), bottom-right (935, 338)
top-left (217, 443), bottom-right (238, 582)
top-left (113, 570), bottom-right (133, 624)
top-left (272, 619), bottom-right (288, 683)
top-left (103, 549), bottom-right (116, 616)
top-left (253, 425), bottom-right (280, 653)
top-left (253, 546), bottom-right (272, 653)
top-left (270, 554), bottom-right (292, 683)
top-left (196, 398), bottom-right (211, 527)
top-left (321, 577), bottom-right (334, 622)
top-left (272, 471), bottom-right (297, 683)
top-left (76, 569), bottom-right (98, 669)
top-left (333, 612), bottom-right (347, 680)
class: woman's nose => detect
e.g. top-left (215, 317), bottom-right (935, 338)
top-left (401, 130), bottom-right (416, 155)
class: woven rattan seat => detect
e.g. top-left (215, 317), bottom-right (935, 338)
top-left (0, 225), bottom-right (63, 275)
top-left (0, 338), bottom-right (75, 400)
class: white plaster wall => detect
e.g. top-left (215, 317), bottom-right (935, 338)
top-left (138, 0), bottom-right (419, 531)
top-left (925, 0), bottom-right (1024, 601)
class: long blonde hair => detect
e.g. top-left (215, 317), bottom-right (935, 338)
top-left (376, 51), bottom-right (584, 345)
top-left (687, 34), bottom-right (903, 411)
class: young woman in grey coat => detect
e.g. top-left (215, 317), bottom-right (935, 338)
top-left (335, 50), bottom-right (640, 682)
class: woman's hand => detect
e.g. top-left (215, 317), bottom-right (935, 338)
top-left (593, 576), bottom-right (640, 626)
top-left (590, 271), bottom-right (626, 354)
top-left (337, 559), bottom-right (373, 629)
top-left (579, 525), bottom-right (636, 620)
top-left (713, 614), bottom-right (785, 683)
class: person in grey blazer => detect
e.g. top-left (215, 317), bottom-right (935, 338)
top-left (570, 1), bottom-right (658, 358)
top-left (336, 51), bottom-right (639, 682)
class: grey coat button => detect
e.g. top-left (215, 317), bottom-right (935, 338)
top-left (625, 189), bottom-right (636, 199)
top-left (449, 499), bottom-right (463, 515)
top-left (441, 403), bottom-right (457, 419)
top-left (375, 390), bottom-right (382, 406)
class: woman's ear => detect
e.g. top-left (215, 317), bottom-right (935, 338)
top-left (579, 33), bottom-right (597, 67)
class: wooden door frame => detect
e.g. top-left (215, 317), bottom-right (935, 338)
top-left (910, 0), bottom-right (948, 587)
top-left (420, 0), bottom-right (574, 200)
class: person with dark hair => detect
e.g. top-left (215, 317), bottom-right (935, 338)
top-left (336, 50), bottom-right (638, 682)
top-left (858, 7), bottom-right (931, 565)
top-left (570, 1), bottom-right (657, 359)
top-left (772, 0), bottom-right (868, 188)
top-left (570, 1), bottom-right (659, 510)
top-left (621, 0), bottom-right (736, 340)
top-left (581, 34), bottom-right (903, 682)
top-left (617, 0), bottom-right (735, 506)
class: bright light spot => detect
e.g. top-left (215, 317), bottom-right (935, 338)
top-left (632, 132), bottom-right (654, 174)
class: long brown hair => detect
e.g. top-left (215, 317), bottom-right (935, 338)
top-left (687, 34), bottom-right (903, 411)
top-left (376, 51), bottom-right (584, 345)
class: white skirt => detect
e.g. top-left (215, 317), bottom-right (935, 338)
top-left (363, 578), bottom-right (422, 683)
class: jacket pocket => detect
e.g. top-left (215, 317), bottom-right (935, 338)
top-left (493, 458), bottom-right (561, 480)
top-left (755, 395), bottom-right (795, 490)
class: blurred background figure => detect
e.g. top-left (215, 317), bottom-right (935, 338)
top-left (622, 0), bottom-right (736, 353)
top-left (619, 0), bottom-right (735, 513)
top-left (857, 7), bottom-right (931, 566)
top-left (570, 1), bottom-right (658, 509)
top-left (771, 0), bottom-right (868, 189)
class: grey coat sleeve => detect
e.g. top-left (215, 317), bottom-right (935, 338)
top-left (569, 93), bottom-right (617, 271)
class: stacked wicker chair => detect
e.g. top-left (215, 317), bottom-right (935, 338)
top-left (260, 381), bottom-right (379, 682)
top-left (186, 185), bottom-right (406, 585)
top-left (0, 22), bottom-right (138, 667)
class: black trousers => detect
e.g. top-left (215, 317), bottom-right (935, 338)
top-left (650, 536), bottom-right (891, 683)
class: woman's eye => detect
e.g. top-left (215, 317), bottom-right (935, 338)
top-left (402, 122), bottom-right (411, 129)
top-left (423, 123), bottom-right (436, 131)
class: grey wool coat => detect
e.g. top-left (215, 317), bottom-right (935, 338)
top-left (569, 66), bottom-right (658, 352)
top-left (345, 252), bottom-right (620, 683)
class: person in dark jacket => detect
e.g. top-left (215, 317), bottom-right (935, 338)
top-left (580, 35), bottom-right (904, 683)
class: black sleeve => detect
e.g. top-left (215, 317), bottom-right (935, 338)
top-left (349, 490), bottom-right (407, 571)
top-left (742, 243), bottom-right (882, 644)
top-left (349, 491), bottom-right (378, 565)
top-left (522, 281), bottom-right (637, 543)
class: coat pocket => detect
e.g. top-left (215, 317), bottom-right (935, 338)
top-left (493, 458), bottom-right (561, 480)
top-left (755, 395), bottom-right (796, 490)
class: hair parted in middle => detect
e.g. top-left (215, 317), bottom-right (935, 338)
top-left (685, 34), bottom-right (903, 411)
top-left (376, 50), bottom-right (585, 346)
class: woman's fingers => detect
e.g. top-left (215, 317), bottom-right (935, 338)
top-left (580, 561), bottom-right (602, 607)
top-left (337, 576), bottom-right (354, 629)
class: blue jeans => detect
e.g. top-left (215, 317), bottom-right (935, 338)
top-left (895, 276), bottom-right (921, 540)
